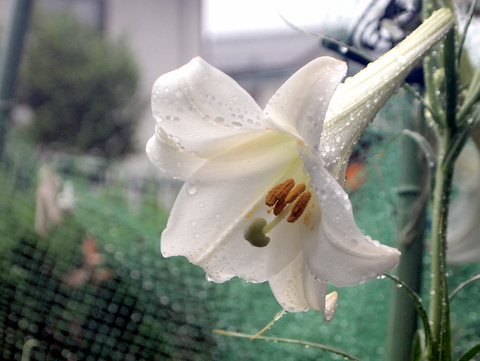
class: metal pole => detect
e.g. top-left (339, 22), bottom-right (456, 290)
top-left (386, 95), bottom-right (427, 360)
top-left (0, 0), bottom-right (33, 154)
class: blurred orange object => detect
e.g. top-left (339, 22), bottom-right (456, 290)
top-left (345, 162), bottom-right (368, 192)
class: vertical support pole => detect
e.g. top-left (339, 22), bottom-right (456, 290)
top-left (386, 96), bottom-right (427, 361)
top-left (0, 0), bottom-right (33, 154)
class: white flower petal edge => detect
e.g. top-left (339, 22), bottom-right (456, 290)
top-left (447, 143), bottom-right (480, 263)
top-left (264, 57), bottom-right (347, 149)
top-left (147, 9), bottom-right (454, 316)
top-left (301, 153), bottom-right (400, 286)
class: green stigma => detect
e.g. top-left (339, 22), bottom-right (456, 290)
top-left (244, 218), bottom-right (270, 247)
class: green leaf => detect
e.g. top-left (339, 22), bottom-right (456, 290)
top-left (410, 330), bottom-right (426, 361)
top-left (384, 274), bottom-right (432, 352)
top-left (213, 329), bottom-right (364, 361)
top-left (450, 274), bottom-right (480, 301)
top-left (382, 130), bottom-right (436, 170)
top-left (457, 0), bottom-right (478, 65)
top-left (456, 343), bottom-right (480, 361)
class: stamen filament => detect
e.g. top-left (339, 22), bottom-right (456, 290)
top-left (263, 203), bottom-right (294, 234)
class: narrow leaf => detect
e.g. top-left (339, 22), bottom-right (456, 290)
top-left (411, 330), bottom-right (426, 361)
top-left (213, 329), bottom-right (363, 361)
top-left (384, 274), bottom-right (432, 350)
top-left (249, 309), bottom-right (286, 340)
top-left (450, 274), bottom-right (480, 301)
top-left (456, 343), bottom-right (480, 361)
top-left (457, 0), bottom-right (479, 64)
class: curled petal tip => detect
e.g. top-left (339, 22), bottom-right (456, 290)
top-left (323, 291), bottom-right (338, 322)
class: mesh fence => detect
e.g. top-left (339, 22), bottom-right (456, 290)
top-left (1, 91), bottom-right (480, 361)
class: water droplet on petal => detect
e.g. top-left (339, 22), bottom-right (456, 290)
top-left (186, 183), bottom-right (197, 195)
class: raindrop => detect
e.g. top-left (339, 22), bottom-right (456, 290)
top-left (329, 74), bottom-right (340, 83)
top-left (170, 135), bottom-right (180, 143)
top-left (214, 116), bottom-right (224, 123)
top-left (186, 183), bottom-right (197, 195)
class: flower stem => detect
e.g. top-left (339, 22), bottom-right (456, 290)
top-left (427, 133), bottom-right (453, 361)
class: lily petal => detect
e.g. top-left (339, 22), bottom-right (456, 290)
top-left (265, 57), bottom-right (347, 149)
top-left (161, 131), bottom-right (301, 283)
top-left (301, 152), bottom-right (400, 286)
top-left (151, 57), bottom-right (265, 157)
top-left (448, 144), bottom-right (480, 263)
top-left (268, 252), bottom-right (328, 313)
top-left (146, 129), bottom-right (206, 181)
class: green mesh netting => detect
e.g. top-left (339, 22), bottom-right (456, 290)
top-left (1, 90), bottom-right (480, 361)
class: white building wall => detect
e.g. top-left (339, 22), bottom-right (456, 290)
top-left (104, 0), bottom-right (202, 176)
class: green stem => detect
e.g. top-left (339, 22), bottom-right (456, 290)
top-left (427, 134), bottom-right (453, 361)
top-left (422, 0), bottom-right (444, 126)
top-left (443, 29), bottom-right (458, 133)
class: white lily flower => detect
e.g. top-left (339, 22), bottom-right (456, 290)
top-left (448, 143), bottom-right (480, 263)
top-left (146, 9), bottom-right (453, 317)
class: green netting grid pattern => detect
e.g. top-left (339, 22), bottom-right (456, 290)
top-left (1, 94), bottom-right (480, 361)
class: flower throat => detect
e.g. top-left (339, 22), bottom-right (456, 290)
top-left (244, 178), bottom-right (312, 247)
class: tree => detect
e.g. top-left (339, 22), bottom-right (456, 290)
top-left (18, 11), bottom-right (140, 158)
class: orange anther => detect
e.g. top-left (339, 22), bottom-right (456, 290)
top-left (285, 183), bottom-right (306, 203)
top-left (287, 192), bottom-right (311, 223)
top-left (265, 178), bottom-right (295, 206)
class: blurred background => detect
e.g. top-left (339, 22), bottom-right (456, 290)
top-left (1, 0), bottom-right (480, 360)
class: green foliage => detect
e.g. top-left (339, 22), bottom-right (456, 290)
top-left (1, 119), bottom-right (480, 360)
top-left (17, 11), bottom-right (140, 158)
